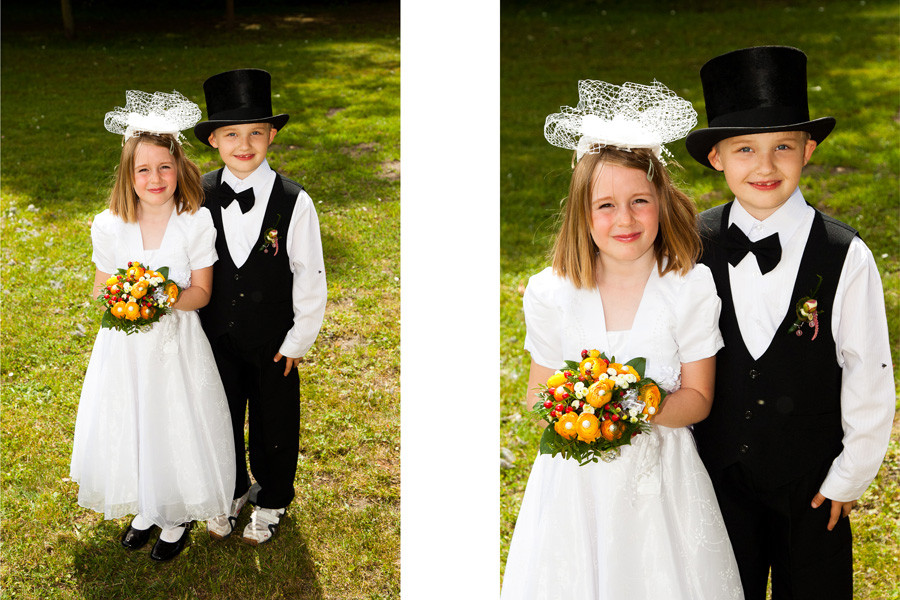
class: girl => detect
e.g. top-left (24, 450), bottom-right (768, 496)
top-left (70, 91), bottom-right (235, 562)
top-left (500, 81), bottom-right (744, 599)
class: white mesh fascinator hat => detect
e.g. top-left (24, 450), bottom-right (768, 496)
top-left (104, 90), bottom-right (202, 144)
top-left (544, 80), bottom-right (697, 164)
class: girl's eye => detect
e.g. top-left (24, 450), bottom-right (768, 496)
top-left (634, 198), bottom-right (649, 204)
top-left (595, 202), bottom-right (613, 210)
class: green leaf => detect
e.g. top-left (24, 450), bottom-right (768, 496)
top-left (625, 357), bottom-right (646, 378)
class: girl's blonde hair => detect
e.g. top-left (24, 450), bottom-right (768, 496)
top-left (109, 133), bottom-right (203, 222)
top-left (551, 147), bottom-right (700, 288)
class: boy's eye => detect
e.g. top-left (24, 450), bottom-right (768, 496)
top-left (776, 144), bottom-right (790, 151)
top-left (738, 147), bottom-right (753, 153)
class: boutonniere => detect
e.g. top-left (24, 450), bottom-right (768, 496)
top-left (258, 214), bottom-right (282, 255)
top-left (788, 274), bottom-right (823, 339)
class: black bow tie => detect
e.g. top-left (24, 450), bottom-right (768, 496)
top-left (724, 223), bottom-right (782, 275)
top-left (218, 182), bottom-right (255, 214)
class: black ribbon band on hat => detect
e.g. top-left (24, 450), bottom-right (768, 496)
top-left (213, 182), bottom-right (255, 214)
top-left (710, 105), bottom-right (811, 129)
top-left (724, 223), bottom-right (782, 274)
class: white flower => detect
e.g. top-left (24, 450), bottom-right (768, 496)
top-left (583, 405), bottom-right (595, 415)
top-left (606, 367), bottom-right (617, 376)
top-left (123, 282), bottom-right (132, 292)
top-left (598, 373), bottom-right (609, 381)
top-left (574, 381), bottom-right (585, 392)
top-left (627, 374), bottom-right (637, 383)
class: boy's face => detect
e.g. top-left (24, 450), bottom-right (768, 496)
top-left (707, 131), bottom-right (817, 220)
top-left (208, 123), bottom-right (278, 180)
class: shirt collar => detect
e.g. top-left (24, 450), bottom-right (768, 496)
top-left (729, 187), bottom-right (812, 244)
top-left (222, 159), bottom-right (273, 193)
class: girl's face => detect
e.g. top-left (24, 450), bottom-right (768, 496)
top-left (589, 162), bottom-right (660, 267)
top-left (133, 142), bottom-right (178, 209)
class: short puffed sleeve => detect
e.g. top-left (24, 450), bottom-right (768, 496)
top-left (90, 210), bottom-right (118, 274)
top-left (674, 264), bottom-right (724, 363)
top-left (186, 208), bottom-right (218, 270)
top-left (523, 268), bottom-right (564, 369)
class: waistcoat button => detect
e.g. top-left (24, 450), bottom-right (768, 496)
top-left (749, 369), bottom-right (759, 379)
top-left (744, 410), bottom-right (752, 420)
top-left (739, 444), bottom-right (750, 454)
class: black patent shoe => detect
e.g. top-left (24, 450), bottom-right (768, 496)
top-left (149, 522), bottom-right (192, 562)
top-left (121, 524), bottom-right (158, 550)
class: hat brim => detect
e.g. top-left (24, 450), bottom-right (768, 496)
top-left (194, 114), bottom-right (290, 147)
top-left (685, 117), bottom-right (835, 169)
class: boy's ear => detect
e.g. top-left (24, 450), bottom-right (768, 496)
top-left (268, 127), bottom-right (278, 144)
top-left (707, 145), bottom-right (725, 172)
top-left (208, 132), bottom-right (219, 149)
top-left (802, 139), bottom-right (818, 166)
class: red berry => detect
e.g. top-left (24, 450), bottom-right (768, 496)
top-left (555, 404), bottom-right (564, 413)
top-left (547, 387), bottom-right (555, 396)
top-left (550, 410), bottom-right (558, 418)
top-left (563, 371), bottom-right (572, 378)
top-left (611, 414), bottom-right (620, 422)
top-left (565, 406), bottom-right (574, 413)
top-left (581, 349), bottom-right (588, 359)
top-left (543, 400), bottom-right (553, 409)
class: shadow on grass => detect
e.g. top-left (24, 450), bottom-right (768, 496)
top-left (69, 515), bottom-right (323, 599)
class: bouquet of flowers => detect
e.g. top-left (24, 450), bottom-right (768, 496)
top-left (532, 349), bottom-right (666, 465)
top-left (96, 261), bottom-right (181, 334)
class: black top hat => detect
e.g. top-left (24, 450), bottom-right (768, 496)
top-left (685, 46), bottom-right (835, 169)
top-left (194, 68), bottom-right (290, 146)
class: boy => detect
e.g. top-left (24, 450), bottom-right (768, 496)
top-left (194, 68), bottom-right (327, 545)
top-left (686, 46), bottom-right (894, 599)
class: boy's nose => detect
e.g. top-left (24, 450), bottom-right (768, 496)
top-left (756, 152), bottom-right (776, 174)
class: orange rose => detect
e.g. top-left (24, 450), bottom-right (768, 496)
top-left (585, 379), bottom-right (615, 408)
top-left (600, 419), bottom-right (625, 441)
top-left (124, 302), bottom-right (140, 321)
top-left (126, 264), bottom-right (145, 281)
top-left (575, 413), bottom-right (600, 442)
top-left (165, 282), bottom-right (179, 303)
top-left (553, 383), bottom-right (574, 402)
top-left (554, 412), bottom-right (578, 440)
top-left (111, 301), bottom-right (127, 319)
top-left (130, 280), bottom-right (149, 299)
top-left (640, 383), bottom-right (661, 419)
top-left (579, 356), bottom-right (607, 380)
top-left (140, 305), bottom-right (155, 319)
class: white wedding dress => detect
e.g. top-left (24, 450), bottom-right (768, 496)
top-left (70, 207), bottom-right (235, 529)
top-left (501, 265), bottom-right (744, 600)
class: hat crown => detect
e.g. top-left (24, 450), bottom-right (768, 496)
top-left (701, 46), bottom-right (811, 128)
top-left (203, 68), bottom-right (275, 122)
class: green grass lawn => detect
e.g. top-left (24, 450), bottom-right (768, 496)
top-left (1, 3), bottom-right (399, 598)
top-left (500, 1), bottom-right (899, 598)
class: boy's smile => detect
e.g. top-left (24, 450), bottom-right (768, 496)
top-left (208, 123), bottom-right (278, 180)
top-left (707, 130), bottom-right (817, 221)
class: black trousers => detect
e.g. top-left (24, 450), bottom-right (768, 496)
top-left (209, 332), bottom-right (300, 510)
top-left (708, 461), bottom-right (852, 600)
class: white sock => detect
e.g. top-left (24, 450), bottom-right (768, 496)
top-left (130, 514), bottom-right (154, 531)
top-left (159, 524), bottom-right (186, 543)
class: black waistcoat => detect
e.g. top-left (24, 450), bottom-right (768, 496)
top-left (692, 201), bottom-right (857, 489)
top-left (199, 168), bottom-right (303, 347)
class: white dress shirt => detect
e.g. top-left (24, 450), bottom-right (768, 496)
top-left (728, 189), bottom-right (894, 501)
top-left (219, 159), bottom-right (327, 358)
